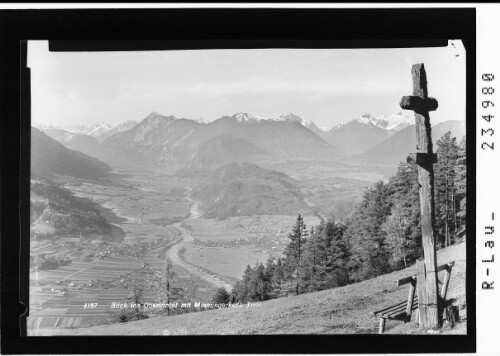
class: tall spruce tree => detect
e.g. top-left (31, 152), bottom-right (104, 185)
top-left (300, 219), bottom-right (325, 293)
top-left (454, 136), bottom-right (467, 236)
top-left (271, 257), bottom-right (286, 298)
top-left (321, 218), bottom-right (350, 289)
top-left (299, 217), bottom-right (351, 292)
top-left (156, 259), bottom-right (183, 315)
top-left (345, 181), bottom-right (393, 281)
top-left (232, 265), bottom-right (253, 302)
top-left (435, 131), bottom-right (460, 246)
top-left (282, 214), bottom-right (308, 295)
top-left (382, 162), bottom-right (422, 268)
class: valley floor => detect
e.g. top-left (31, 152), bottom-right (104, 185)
top-left (40, 242), bottom-right (467, 335)
top-left (29, 170), bottom-right (311, 333)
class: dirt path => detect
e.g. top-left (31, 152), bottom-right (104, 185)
top-left (167, 198), bottom-right (233, 291)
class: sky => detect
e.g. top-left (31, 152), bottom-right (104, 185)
top-left (28, 40), bottom-right (465, 130)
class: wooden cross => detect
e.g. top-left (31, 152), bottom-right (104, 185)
top-left (400, 63), bottom-right (441, 329)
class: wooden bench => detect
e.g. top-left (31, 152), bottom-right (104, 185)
top-left (373, 261), bottom-right (455, 334)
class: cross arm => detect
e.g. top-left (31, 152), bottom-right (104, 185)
top-left (400, 96), bottom-right (438, 113)
top-left (407, 152), bottom-right (438, 165)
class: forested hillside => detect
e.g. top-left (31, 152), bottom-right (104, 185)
top-left (30, 178), bottom-right (121, 240)
top-left (228, 131), bottom-right (466, 303)
top-left (192, 162), bottom-right (313, 219)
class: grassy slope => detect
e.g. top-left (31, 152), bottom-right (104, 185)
top-left (45, 242), bottom-right (466, 335)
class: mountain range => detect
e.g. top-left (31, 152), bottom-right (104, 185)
top-left (100, 112), bottom-right (338, 169)
top-left (30, 128), bottom-right (124, 241)
top-left (351, 120), bottom-right (466, 166)
top-left (63, 121), bottom-right (139, 142)
top-left (320, 112), bottom-right (414, 155)
top-left (31, 127), bottom-right (111, 180)
top-left (34, 127), bottom-right (106, 163)
top-left (35, 111), bottom-right (459, 172)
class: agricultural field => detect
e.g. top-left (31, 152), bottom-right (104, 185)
top-left (29, 167), bottom-right (331, 334)
top-left (187, 218), bottom-right (248, 242)
top-left (186, 214), bottom-right (320, 254)
top-left (28, 169), bottom-right (229, 334)
top-left (180, 214), bottom-right (320, 280)
top-left (181, 244), bottom-right (270, 280)
top-left (29, 170), bottom-right (194, 334)
top-left (29, 286), bottom-right (159, 333)
top-left (62, 175), bottom-right (190, 244)
top-left (260, 160), bottom-right (386, 183)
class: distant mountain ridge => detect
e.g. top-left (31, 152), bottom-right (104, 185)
top-left (101, 112), bottom-right (339, 169)
top-left (320, 112), bottom-right (414, 155)
top-left (37, 121), bottom-right (139, 142)
top-left (31, 127), bottom-right (111, 180)
top-left (322, 119), bottom-right (390, 155)
top-left (351, 120), bottom-right (466, 166)
top-left (65, 122), bottom-right (112, 137)
top-left (279, 113), bottom-right (325, 136)
top-left (94, 121), bottom-right (139, 142)
top-left (34, 110), bottom-right (418, 170)
top-left (328, 112), bottom-right (414, 132)
top-left (352, 112), bottom-right (414, 132)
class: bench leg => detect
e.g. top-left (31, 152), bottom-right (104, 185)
top-left (379, 318), bottom-right (386, 334)
top-left (405, 280), bottom-right (416, 322)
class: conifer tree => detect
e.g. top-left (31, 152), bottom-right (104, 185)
top-left (345, 182), bottom-right (393, 281)
top-left (300, 220), bottom-right (324, 293)
top-left (271, 257), bottom-right (286, 297)
top-left (282, 214), bottom-right (308, 295)
top-left (263, 257), bottom-right (276, 298)
top-left (156, 259), bottom-right (183, 315)
top-left (435, 131), bottom-right (459, 246)
top-left (454, 136), bottom-right (467, 235)
top-left (232, 265), bottom-right (253, 302)
top-left (382, 162), bottom-right (422, 267)
top-left (211, 287), bottom-right (230, 305)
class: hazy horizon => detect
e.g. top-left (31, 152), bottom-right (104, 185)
top-left (28, 40), bottom-right (466, 130)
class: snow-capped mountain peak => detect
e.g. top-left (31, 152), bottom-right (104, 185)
top-left (232, 112), bottom-right (278, 123)
top-left (378, 111), bottom-right (415, 131)
top-left (229, 112), bottom-right (325, 136)
top-left (65, 122), bottom-right (112, 137)
top-left (113, 120), bottom-right (138, 133)
top-left (353, 113), bottom-right (378, 126)
top-left (196, 118), bottom-right (211, 124)
top-left (86, 123), bottom-right (113, 137)
top-left (279, 113), bottom-right (309, 126)
top-left (279, 113), bottom-right (326, 133)
top-left (347, 112), bottom-right (414, 132)
top-left (33, 123), bottom-right (57, 130)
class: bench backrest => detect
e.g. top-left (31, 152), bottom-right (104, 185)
top-left (397, 261), bottom-right (455, 286)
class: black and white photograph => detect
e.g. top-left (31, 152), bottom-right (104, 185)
top-left (26, 39), bottom-right (468, 337)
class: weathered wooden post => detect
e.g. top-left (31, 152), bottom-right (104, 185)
top-left (400, 63), bottom-right (441, 329)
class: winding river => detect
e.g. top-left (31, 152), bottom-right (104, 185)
top-left (167, 198), bottom-right (233, 292)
